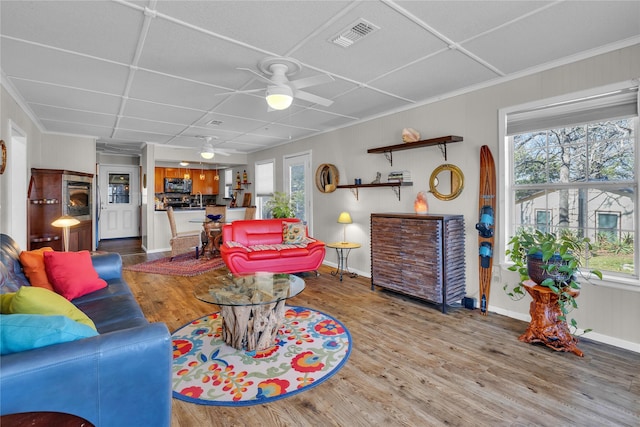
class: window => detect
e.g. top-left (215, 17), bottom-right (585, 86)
top-left (535, 209), bottom-right (552, 233)
top-left (504, 83), bottom-right (638, 283)
top-left (224, 169), bottom-right (232, 199)
top-left (255, 159), bottom-right (274, 219)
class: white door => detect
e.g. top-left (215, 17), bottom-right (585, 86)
top-left (284, 151), bottom-right (312, 233)
top-left (8, 122), bottom-right (27, 249)
top-left (99, 165), bottom-right (140, 240)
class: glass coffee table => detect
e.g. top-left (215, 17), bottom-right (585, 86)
top-left (194, 273), bottom-right (305, 351)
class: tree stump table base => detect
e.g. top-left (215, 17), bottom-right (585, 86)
top-left (519, 280), bottom-right (583, 357)
top-left (220, 300), bottom-right (286, 351)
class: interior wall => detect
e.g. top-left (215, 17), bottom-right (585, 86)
top-left (249, 44), bottom-right (640, 351)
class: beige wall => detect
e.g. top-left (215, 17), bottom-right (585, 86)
top-left (249, 44), bottom-right (640, 351)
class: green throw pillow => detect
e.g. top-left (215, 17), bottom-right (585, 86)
top-left (1, 293), bottom-right (14, 314)
top-left (0, 314), bottom-right (98, 355)
top-left (9, 286), bottom-right (97, 331)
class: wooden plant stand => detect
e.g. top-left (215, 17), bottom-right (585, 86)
top-left (519, 280), bottom-right (583, 357)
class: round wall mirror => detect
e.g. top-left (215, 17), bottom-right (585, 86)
top-left (315, 164), bottom-right (339, 193)
top-left (429, 164), bottom-right (464, 201)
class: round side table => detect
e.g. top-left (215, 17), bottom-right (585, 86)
top-left (326, 242), bottom-right (361, 281)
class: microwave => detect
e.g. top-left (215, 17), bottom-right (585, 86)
top-left (164, 178), bottom-right (192, 193)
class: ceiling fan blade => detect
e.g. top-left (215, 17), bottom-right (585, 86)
top-left (215, 88), bottom-right (263, 96)
top-left (290, 74), bottom-right (334, 90)
top-left (237, 67), bottom-right (274, 85)
top-left (294, 90), bottom-right (334, 107)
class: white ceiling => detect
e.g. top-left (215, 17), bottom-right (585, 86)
top-left (1, 1), bottom-right (639, 157)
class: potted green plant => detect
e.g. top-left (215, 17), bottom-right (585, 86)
top-left (504, 228), bottom-right (602, 335)
top-left (265, 191), bottom-right (295, 218)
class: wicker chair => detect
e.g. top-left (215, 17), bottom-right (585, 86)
top-left (166, 206), bottom-right (201, 260)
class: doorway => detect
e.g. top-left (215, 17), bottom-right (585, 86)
top-left (98, 165), bottom-right (140, 240)
top-left (283, 151), bottom-right (312, 234)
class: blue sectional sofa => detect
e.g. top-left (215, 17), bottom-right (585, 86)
top-left (0, 234), bottom-right (172, 427)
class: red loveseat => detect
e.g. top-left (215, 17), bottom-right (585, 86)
top-left (220, 219), bottom-right (325, 274)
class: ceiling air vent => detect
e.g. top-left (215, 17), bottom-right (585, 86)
top-left (330, 19), bottom-right (379, 48)
top-left (207, 119), bottom-right (223, 126)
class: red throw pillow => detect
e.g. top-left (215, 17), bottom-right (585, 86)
top-left (19, 247), bottom-right (55, 291)
top-left (43, 251), bottom-right (107, 300)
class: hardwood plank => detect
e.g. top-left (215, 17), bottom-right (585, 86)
top-left (113, 244), bottom-right (640, 427)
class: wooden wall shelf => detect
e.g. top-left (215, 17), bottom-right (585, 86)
top-left (336, 182), bottom-right (412, 201)
top-left (367, 135), bottom-right (463, 165)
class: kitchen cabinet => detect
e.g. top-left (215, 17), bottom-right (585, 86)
top-left (154, 168), bottom-right (165, 193)
top-left (192, 170), bottom-right (219, 195)
top-left (370, 213), bottom-right (466, 313)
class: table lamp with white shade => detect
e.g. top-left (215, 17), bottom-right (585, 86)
top-left (337, 211), bottom-right (352, 243)
top-left (51, 215), bottom-right (80, 251)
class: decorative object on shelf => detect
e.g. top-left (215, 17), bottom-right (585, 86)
top-left (236, 171), bottom-right (241, 187)
top-left (354, 178), bottom-right (361, 185)
top-left (414, 191), bottom-right (429, 214)
top-left (337, 211), bottom-right (352, 243)
top-left (387, 170), bottom-right (411, 183)
top-left (242, 170), bottom-right (248, 183)
top-left (51, 215), bottom-right (80, 252)
top-left (370, 172), bottom-right (381, 184)
top-left (401, 128), bottom-right (420, 143)
top-left (429, 164), bottom-right (464, 201)
top-left (0, 139), bottom-right (5, 175)
top-left (315, 163), bottom-right (339, 193)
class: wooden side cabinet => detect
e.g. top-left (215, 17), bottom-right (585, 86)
top-left (370, 213), bottom-right (466, 312)
top-left (28, 168), bottom-right (93, 251)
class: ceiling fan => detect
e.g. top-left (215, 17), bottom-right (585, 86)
top-left (197, 136), bottom-right (233, 159)
top-left (233, 57), bottom-right (335, 110)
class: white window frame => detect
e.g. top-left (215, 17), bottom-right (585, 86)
top-left (499, 80), bottom-right (640, 291)
top-left (254, 159), bottom-right (275, 219)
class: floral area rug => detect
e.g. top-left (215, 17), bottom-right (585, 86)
top-left (171, 306), bottom-right (351, 406)
top-left (123, 252), bottom-right (226, 276)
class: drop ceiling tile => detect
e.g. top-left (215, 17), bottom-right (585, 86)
top-left (138, 16), bottom-right (268, 89)
top-left (121, 99), bottom-right (206, 125)
top-left (30, 104), bottom-right (116, 128)
top-left (2, 39), bottom-right (129, 94)
top-left (0, 0), bottom-right (142, 63)
top-left (372, 49), bottom-right (499, 101)
top-left (329, 87), bottom-right (411, 119)
top-left (40, 119), bottom-right (111, 138)
top-left (118, 117), bottom-right (189, 136)
top-left (155, 0), bottom-right (350, 55)
top-left (464, 1), bottom-right (640, 74)
top-left (397, 1), bottom-right (553, 42)
top-left (293, 1), bottom-right (447, 83)
top-left (128, 69), bottom-right (228, 111)
top-left (10, 79), bottom-right (121, 114)
top-left (112, 129), bottom-right (175, 144)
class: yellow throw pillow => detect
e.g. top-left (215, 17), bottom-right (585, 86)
top-left (9, 286), bottom-right (97, 331)
top-left (282, 221), bottom-right (306, 244)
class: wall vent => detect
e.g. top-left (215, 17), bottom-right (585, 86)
top-left (330, 19), bottom-right (379, 48)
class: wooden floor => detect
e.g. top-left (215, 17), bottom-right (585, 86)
top-left (110, 239), bottom-right (640, 427)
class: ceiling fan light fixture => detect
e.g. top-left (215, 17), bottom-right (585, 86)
top-left (266, 86), bottom-right (293, 110)
top-left (200, 143), bottom-right (215, 159)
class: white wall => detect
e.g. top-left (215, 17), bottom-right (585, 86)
top-left (249, 44), bottom-right (640, 351)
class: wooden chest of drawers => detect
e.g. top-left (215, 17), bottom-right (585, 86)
top-left (370, 213), bottom-right (466, 312)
